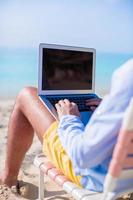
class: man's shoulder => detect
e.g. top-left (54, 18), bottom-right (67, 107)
top-left (111, 59), bottom-right (133, 95)
top-left (116, 59), bottom-right (133, 76)
top-left (112, 59), bottom-right (133, 82)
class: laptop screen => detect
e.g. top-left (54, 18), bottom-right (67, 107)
top-left (42, 48), bottom-right (94, 90)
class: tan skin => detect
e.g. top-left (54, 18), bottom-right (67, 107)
top-left (0, 87), bottom-right (101, 187)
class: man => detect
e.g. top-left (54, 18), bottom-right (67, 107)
top-left (0, 59), bottom-right (133, 193)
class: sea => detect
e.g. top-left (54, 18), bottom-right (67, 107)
top-left (0, 48), bottom-right (132, 99)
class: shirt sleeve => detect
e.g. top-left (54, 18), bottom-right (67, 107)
top-left (57, 59), bottom-right (133, 172)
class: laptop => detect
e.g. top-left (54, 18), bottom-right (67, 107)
top-left (38, 43), bottom-right (99, 122)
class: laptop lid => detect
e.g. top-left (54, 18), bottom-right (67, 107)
top-left (38, 43), bottom-right (96, 96)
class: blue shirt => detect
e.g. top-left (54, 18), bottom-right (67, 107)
top-left (57, 59), bottom-right (133, 192)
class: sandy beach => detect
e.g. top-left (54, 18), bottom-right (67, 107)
top-left (0, 99), bottom-right (132, 200)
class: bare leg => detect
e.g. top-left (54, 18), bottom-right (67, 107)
top-left (0, 87), bottom-right (55, 187)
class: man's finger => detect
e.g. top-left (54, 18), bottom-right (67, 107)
top-left (64, 99), bottom-right (70, 105)
top-left (55, 103), bottom-right (61, 110)
top-left (71, 102), bottom-right (77, 107)
top-left (90, 106), bottom-right (97, 111)
top-left (86, 98), bottom-right (102, 106)
top-left (58, 100), bottom-right (65, 106)
top-left (86, 101), bottom-right (98, 106)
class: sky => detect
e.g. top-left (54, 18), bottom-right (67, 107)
top-left (0, 0), bottom-right (133, 53)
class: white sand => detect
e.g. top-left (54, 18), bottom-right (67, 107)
top-left (0, 100), bottom-right (132, 200)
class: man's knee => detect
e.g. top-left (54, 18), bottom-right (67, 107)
top-left (16, 87), bottom-right (37, 107)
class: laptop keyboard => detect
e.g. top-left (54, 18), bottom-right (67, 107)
top-left (47, 95), bottom-right (96, 111)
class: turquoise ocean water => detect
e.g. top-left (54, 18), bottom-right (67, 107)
top-left (0, 48), bottom-right (132, 99)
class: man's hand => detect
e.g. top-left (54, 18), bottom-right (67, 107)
top-left (55, 99), bottom-right (80, 120)
top-left (86, 98), bottom-right (102, 111)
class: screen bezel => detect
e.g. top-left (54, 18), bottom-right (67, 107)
top-left (38, 43), bottom-right (96, 95)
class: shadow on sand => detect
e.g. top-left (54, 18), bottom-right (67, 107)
top-left (18, 181), bottom-right (70, 200)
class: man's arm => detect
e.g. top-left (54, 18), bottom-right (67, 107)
top-left (56, 96), bottom-right (123, 172)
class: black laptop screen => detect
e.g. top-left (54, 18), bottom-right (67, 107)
top-left (42, 48), bottom-right (93, 90)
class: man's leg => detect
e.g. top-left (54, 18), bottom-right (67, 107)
top-left (0, 87), bottom-right (55, 187)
